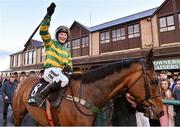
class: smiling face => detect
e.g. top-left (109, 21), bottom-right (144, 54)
top-left (57, 32), bottom-right (68, 43)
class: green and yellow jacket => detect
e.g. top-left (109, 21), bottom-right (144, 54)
top-left (40, 15), bottom-right (72, 69)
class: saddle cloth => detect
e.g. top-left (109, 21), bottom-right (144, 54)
top-left (28, 78), bottom-right (66, 109)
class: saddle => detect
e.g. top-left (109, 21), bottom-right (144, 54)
top-left (28, 78), bottom-right (66, 109)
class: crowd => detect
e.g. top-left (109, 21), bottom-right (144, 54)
top-left (0, 70), bottom-right (43, 125)
top-left (95, 71), bottom-right (180, 127)
top-left (0, 70), bottom-right (179, 126)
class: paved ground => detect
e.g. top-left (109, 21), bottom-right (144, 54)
top-left (0, 96), bottom-right (36, 126)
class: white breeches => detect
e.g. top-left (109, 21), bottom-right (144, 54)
top-left (43, 67), bottom-right (69, 87)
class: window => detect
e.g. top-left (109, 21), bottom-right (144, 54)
top-left (159, 15), bottom-right (175, 32)
top-left (41, 47), bottom-right (45, 62)
top-left (28, 51), bottom-right (33, 64)
top-left (178, 13), bottom-right (180, 28)
top-left (17, 54), bottom-right (21, 66)
top-left (82, 37), bottom-right (89, 48)
top-left (32, 50), bottom-right (36, 64)
top-left (24, 50), bottom-right (36, 65)
top-left (72, 39), bottom-right (80, 49)
top-left (112, 28), bottom-right (125, 42)
top-left (100, 31), bottom-right (110, 43)
top-left (24, 52), bottom-right (28, 65)
top-left (13, 56), bottom-right (16, 67)
top-left (11, 56), bottom-right (14, 67)
top-left (128, 24), bottom-right (140, 38)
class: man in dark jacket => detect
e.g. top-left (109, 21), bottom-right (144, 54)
top-left (1, 74), bottom-right (18, 124)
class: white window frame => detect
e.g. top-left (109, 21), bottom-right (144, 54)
top-left (128, 24), bottom-right (140, 39)
top-left (159, 15), bottom-right (175, 32)
top-left (100, 31), bottom-right (110, 44)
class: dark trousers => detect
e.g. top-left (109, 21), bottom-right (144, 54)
top-left (3, 102), bottom-right (12, 120)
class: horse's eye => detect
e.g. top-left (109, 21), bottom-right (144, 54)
top-left (151, 79), bottom-right (158, 85)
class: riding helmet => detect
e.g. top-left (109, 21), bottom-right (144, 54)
top-left (55, 25), bottom-right (70, 40)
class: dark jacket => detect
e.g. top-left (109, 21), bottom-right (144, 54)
top-left (1, 80), bottom-right (18, 103)
top-left (112, 94), bottom-right (137, 126)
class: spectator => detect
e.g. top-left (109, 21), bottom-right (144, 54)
top-left (29, 71), bottom-right (36, 77)
top-left (172, 79), bottom-right (180, 126)
top-left (160, 79), bottom-right (175, 126)
top-left (160, 71), bottom-right (168, 80)
top-left (19, 72), bottom-right (27, 82)
top-left (1, 74), bottom-right (18, 124)
top-left (111, 93), bottom-right (137, 126)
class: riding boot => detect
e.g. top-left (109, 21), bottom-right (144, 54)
top-left (34, 80), bottom-right (62, 107)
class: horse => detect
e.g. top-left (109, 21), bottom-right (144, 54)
top-left (12, 49), bottom-right (164, 126)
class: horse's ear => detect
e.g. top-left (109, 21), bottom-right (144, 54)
top-left (146, 48), bottom-right (154, 68)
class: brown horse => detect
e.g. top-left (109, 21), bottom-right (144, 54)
top-left (13, 49), bottom-right (164, 126)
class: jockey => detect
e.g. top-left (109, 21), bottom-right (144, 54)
top-left (28, 3), bottom-right (73, 107)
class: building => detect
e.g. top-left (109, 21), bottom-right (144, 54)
top-left (5, 0), bottom-right (180, 76)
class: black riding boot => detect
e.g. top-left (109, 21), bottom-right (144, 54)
top-left (34, 81), bottom-right (62, 107)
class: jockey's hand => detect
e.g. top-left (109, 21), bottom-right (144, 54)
top-left (47, 2), bottom-right (56, 16)
top-left (62, 65), bottom-right (73, 77)
top-left (126, 93), bottom-right (137, 108)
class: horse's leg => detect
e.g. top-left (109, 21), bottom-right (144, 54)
top-left (13, 104), bottom-right (28, 126)
top-left (13, 93), bottom-right (28, 126)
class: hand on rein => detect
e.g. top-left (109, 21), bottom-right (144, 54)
top-left (126, 93), bottom-right (137, 108)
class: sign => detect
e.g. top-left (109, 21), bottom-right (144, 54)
top-left (153, 59), bottom-right (180, 70)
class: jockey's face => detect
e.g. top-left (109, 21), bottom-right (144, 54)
top-left (57, 32), bottom-right (68, 43)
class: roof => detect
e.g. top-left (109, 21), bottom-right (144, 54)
top-left (89, 8), bottom-right (158, 32)
top-left (23, 39), bottom-right (43, 51)
top-left (31, 39), bottom-right (43, 48)
top-left (70, 21), bottom-right (90, 31)
top-left (10, 50), bottom-right (23, 56)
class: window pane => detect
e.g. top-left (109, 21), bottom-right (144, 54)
top-left (168, 26), bottom-right (175, 31)
top-left (72, 39), bottom-right (80, 49)
top-left (18, 54), bottom-right (21, 66)
top-left (120, 28), bottom-right (125, 36)
top-left (134, 24), bottom-right (139, 33)
top-left (33, 50), bottom-right (36, 64)
top-left (167, 15), bottom-right (174, 26)
top-left (41, 48), bottom-right (45, 62)
top-left (159, 17), bottom-right (166, 28)
top-left (106, 32), bottom-right (109, 39)
top-left (82, 37), bottom-right (89, 48)
top-left (101, 33), bottom-right (105, 41)
top-left (25, 52), bottom-right (28, 65)
top-left (112, 30), bottom-right (116, 38)
top-left (128, 26), bottom-right (133, 34)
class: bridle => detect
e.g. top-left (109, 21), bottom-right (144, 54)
top-left (126, 59), bottom-right (162, 111)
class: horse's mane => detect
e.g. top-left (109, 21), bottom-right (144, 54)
top-left (81, 59), bottom-right (140, 84)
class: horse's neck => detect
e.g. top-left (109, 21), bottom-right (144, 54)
top-left (82, 69), bottom-right (135, 108)
top-left (84, 65), bottom-right (141, 107)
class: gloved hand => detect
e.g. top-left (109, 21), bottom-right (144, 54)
top-left (47, 2), bottom-right (56, 16)
top-left (62, 65), bottom-right (73, 77)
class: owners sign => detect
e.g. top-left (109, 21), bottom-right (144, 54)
top-left (153, 59), bottom-right (180, 70)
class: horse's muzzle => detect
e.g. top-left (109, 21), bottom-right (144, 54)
top-left (144, 106), bottom-right (164, 119)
